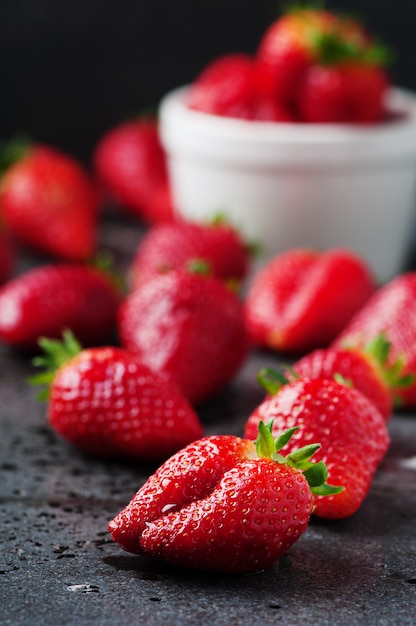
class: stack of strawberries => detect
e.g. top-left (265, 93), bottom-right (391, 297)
top-left (0, 7), bottom-right (413, 575)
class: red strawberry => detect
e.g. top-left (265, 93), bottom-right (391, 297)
top-left (0, 144), bottom-right (98, 262)
top-left (31, 331), bottom-right (203, 461)
top-left (187, 54), bottom-right (258, 119)
top-left (292, 333), bottom-right (410, 420)
top-left (256, 8), bottom-right (391, 122)
top-left (244, 248), bottom-right (376, 354)
top-left (129, 218), bottom-right (250, 290)
top-left (298, 62), bottom-right (388, 123)
top-left (333, 272), bottom-right (416, 407)
top-left (256, 8), bottom-right (337, 109)
top-left (93, 117), bottom-right (174, 224)
top-left (108, 423), bottom-right (340, 573)
top-left (118, 265), bottom-right (248, 404)
top-left (0, 263), bottom-right (121, 349)
top-left (187, 53), bottom-right (294, 122)
top-left (244, 374), bottom-right (390, 519)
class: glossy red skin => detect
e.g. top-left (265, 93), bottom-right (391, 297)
top-left (244, 248), bottom-right (376, 354)
top-left (118, 269), bottom-right (248, 404)
top-left (256, 9), bottom-right (336, 108)
top-left (293, 347), bottom-right (393, 420)
top-left (49, 347), bottom-right (203, 460)
top-left (187, 54), bottom-right (258, 119)
top-left (0, 264), bottom-right (121, 349)
top-left (93, 118), bottom-right (173, 223)
top-left (298, 63), bottom-right (389, 123)
top-left (109, 435), bottom-right (313, 573)
top-left (0, 146), bottom-right (98, 262)
top-left (333, 272), bottom-right (416, 407)
top-left (129, 219), bottom-right (249, 290)
top-left (244, 377), bottom-right (390, 519)
top-left (187, 53), bottom-right (295, 122)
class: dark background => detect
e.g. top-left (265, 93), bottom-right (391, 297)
top-left (0, 1), bottom-right (415, 164)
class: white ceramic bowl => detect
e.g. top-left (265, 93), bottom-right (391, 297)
top-left (159, 86), bottom-right (416, 282)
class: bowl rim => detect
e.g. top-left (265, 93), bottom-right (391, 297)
top-left (160, 85), bottom-right (416, 145)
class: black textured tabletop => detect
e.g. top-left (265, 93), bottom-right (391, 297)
top-left (1, 215), bottom-right (416, 626)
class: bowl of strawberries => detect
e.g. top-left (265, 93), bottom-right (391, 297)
top-left (159, 7), bottom-right (416, 282)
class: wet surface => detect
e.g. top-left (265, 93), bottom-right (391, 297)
top-left (1, 215), bottom-right (416, 625)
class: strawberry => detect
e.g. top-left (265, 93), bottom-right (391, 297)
top-left (0, 144), bottom-right (98, 261)
top-left (244, 374), bottom-right (390, 519)
top-left (291, 333), bottom-right (411, 421)
top-left (187, 53), bottom-right (294, 122)
top-left (0, 263), bottom-right (121, 349)
top-left (256, 8), bottom-right (391, 122)
top-left (333, 272), bottom-right (416, 407)
top-left (256, 8), bottom-right (337, 110)
top-left (108, 423), bottom-right (340, 573)
top-left (31, 331), bottom-right (203, 461)
top-left (129, 217), bottom-right (250, 290)
top-left (93, 117), bottom-right (174, 224)
top-left (187, 54), bottom-right (258, 119)
top-left (298, 62), bottom-right (389, 123)
top-left (244, 248), bottom-right (376, 354)
top-left (118, 265), bottom-right (248, 404)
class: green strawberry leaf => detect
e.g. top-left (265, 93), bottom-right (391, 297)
top-left (256, 367), bottom-right (290, 396)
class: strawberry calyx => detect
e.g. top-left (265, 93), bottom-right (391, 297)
top-left (255, 420), bottom-right (343, 496)
top-left (310, 30), bottom-right (392, 67)
top-left (256, 367), bottom-right (291, 395)
top-left (29, 329), bottom-right (82, 400)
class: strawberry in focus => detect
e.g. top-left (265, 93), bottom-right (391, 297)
top-left (0, 144), bottom-right (98, 261)
top-left (244, 248), bottom-right (376, 354)
top-left (31, 331), bottom-right (203, 461)
top-left (292, 333), bottom-right (411, 421)
top-left (93, 117), bottom-right (174, 224)
top-left (0, 263), bottom-right (121, 349)
top-left (244, 373), bottom-right (390, 519)
top-left (118, 264), bottom-right (248, 404)
top-left (108, 423), bottom-right (341, 573)
top-left (129, 218), bottom-right (250, 290)
top-left (333, 271), bottom-right (416, 407)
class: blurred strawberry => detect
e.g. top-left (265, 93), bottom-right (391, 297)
top-left (187, 53), bottom-right (294, 122)
top-left (0, 263), bottom-right (122, 349)
top-left (93, 117), bottom-right (174, 224)
top-left (129, 218), bottom-right (250, 290)
top-left (244, 248), bottom-right (376, 354)
top-left (118, 265), bottom-right (248, 405)
top-left (0, 142), bottom-right (98, 262)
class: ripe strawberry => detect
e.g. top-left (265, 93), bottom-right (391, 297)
top-left (93, 117), bottom-right (174, 224)
top-left (244, 374), bottom-right (390, 519)
top-left (291, 333), bottom-right (411, 421)
top-left (0, 263), bottom-right (121, 349)
top-left (0, 144), bottom-right (98, 261)
top-left (298, 62), bottom-right (388, 123)
top-left (118, 265), bottom-right (248, 404)
top-left (187, 53), bottom-right (294, 122)
top-left (187, 54), bottom-right (258, 119)
top-left (244, 248), bottom-right (376, 354)
top-left (108, 423), bottom-right (340, 573)
top-left (256, 8), bottom-right (390, 122)
top-left (333, 272), bottom-right (416, 407)
top-left (129, 218), bottom-right (250, 290)
top-left (256, 8), bottom-right (337, 109)
top-left (31, 331), bottom-right (203, 461)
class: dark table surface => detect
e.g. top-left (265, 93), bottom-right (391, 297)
top-left (1, 215), bottom-right (416, 625)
